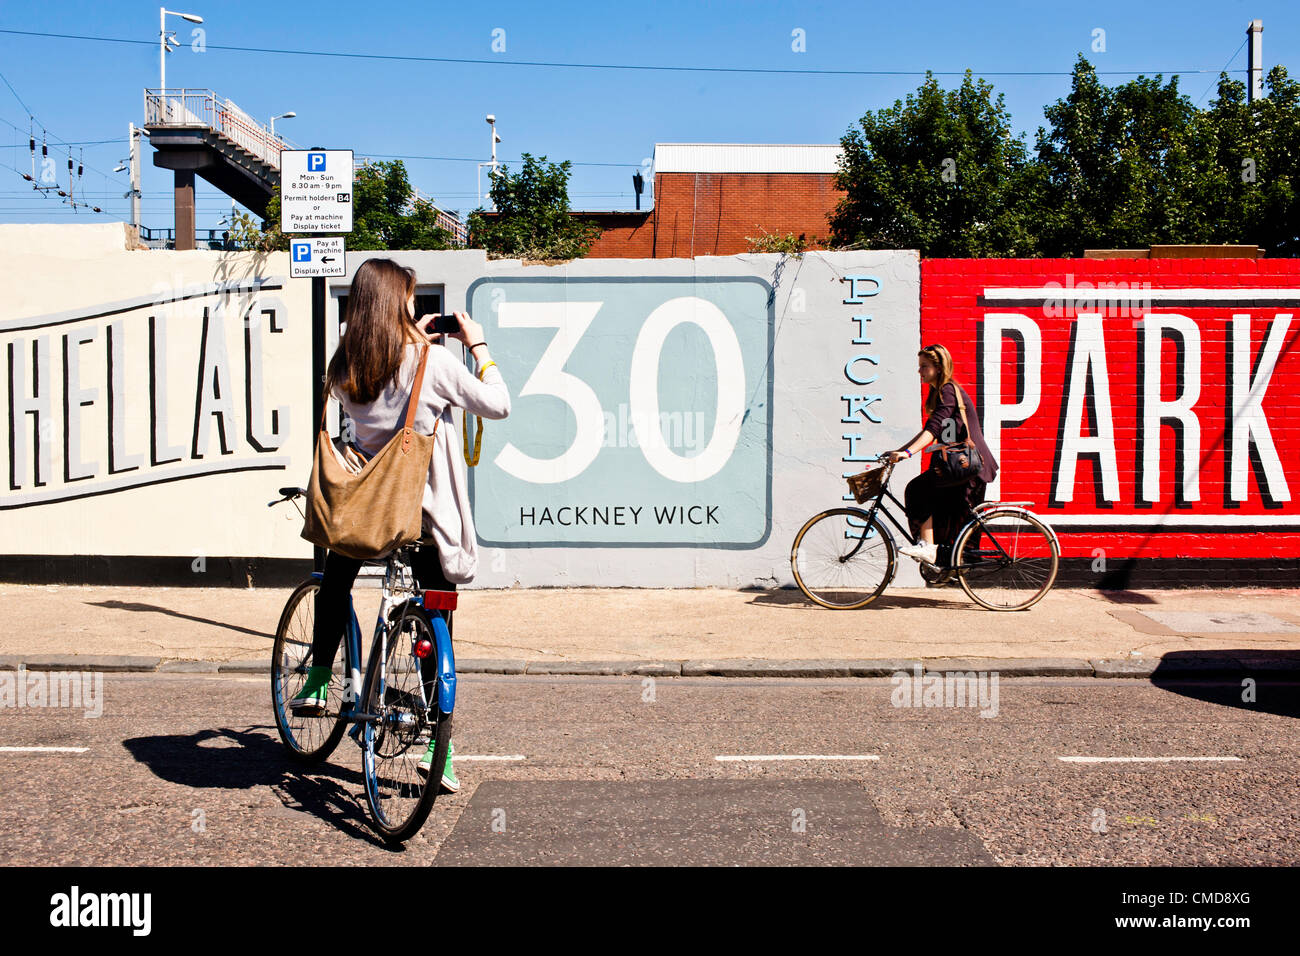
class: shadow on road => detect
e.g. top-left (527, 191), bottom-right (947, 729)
top-left (1151, 650), bottom-right (1300, 719)
top-left (744, 588), bottom-right (973, 611)
top-left (85, 600), bottom-right (272, 639)
top-left (121, 725), bottom-right (401, 850)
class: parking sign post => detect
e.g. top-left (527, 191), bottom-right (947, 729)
top-left (281, 148), bottom-right (354, 571)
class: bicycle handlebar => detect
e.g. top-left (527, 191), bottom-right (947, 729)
top-left (268, 487), bottom-right (307, 508)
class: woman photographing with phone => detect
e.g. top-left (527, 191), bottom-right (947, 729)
top-left (290, 258), bottom-right (509, 792)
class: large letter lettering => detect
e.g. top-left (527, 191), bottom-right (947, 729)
top-left (1139, 314), bottom-right (1201, 503)
top-left (1228, 313), bottom-right (1291, 503)
top-left (494, 301), bottom-right (604, 484)
top-left (1053, 314), bottom-right (1119, 504)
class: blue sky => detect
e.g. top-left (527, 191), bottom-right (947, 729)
top-left (1, 0), bottom-right (1297, 232)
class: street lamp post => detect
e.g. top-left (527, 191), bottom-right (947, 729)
top-left (159, 7), bottom-right (204, 94)
top-left (270, 111), bottom-right (296, 139)
top-left (479, 114), bottom-right (501, 211)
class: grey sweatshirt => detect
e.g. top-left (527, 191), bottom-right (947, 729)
top-left (335, 342), bottom-right (510, 583)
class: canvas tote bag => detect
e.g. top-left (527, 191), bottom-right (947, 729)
top-left (301, 344), bottom-right (440, 559)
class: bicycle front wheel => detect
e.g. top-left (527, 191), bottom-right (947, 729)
top-left (953, 509), bottom-right (1059, 611)
top-left (271, 579), bottom-right (348, 764)
top-left (791, 508), bottom-right (895, 609)
top-left (362, 602), bottom-right (449, 843)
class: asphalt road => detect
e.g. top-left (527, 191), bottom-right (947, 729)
top-left (1, 673), bottom-right (1296, 866)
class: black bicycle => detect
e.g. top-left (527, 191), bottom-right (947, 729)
top-left (791, 456), bottom-right (1060, 611)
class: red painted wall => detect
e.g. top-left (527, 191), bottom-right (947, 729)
top-left (920, 258), bottom-right (1300, 562)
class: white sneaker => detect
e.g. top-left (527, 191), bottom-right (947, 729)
top-left (897, 542), bottom-right (939, 565)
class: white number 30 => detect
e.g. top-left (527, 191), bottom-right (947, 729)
top-left (493, 297), bottom-right (746, 484)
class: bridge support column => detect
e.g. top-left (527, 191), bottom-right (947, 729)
top-left (174, 169), bottom-right (196, 250)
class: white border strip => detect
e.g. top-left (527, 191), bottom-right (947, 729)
top-left (1049, 514), bottom-right (1300, 527)
top-left (1059, 756), bottom-right (1242, 763)
top-left (0, 746), bottom-right (89, 753)
top-left (984, 287), bottom-right (1300, 302)
top-left (715, 754), bottom-right (881, 762)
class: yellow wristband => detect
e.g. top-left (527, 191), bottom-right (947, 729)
top-left (477, 360), bottom-right (497, 381)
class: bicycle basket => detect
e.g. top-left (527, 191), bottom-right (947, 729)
top-left (846, 466), bottom-right (887, 503)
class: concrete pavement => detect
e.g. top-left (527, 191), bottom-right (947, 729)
top-left (1, 583), bottom-right (1297, 676)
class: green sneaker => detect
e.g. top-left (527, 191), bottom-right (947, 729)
top-left (288, 665), bottom-right (332, 717)
top-left (418, 740), bottom-right (459, 793)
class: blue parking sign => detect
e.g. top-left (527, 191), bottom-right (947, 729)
top-left (292, 242), bottom-right (312, 262)
top-left (308, 152), bottom-right (326, 171)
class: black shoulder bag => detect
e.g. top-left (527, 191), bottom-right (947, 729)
top-left (933, 385), bottom-right (983, 487)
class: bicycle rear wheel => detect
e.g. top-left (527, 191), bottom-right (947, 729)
top-left (791, 508), bottom-right (895, 609)
top-left (271, 579), bottom-right (348, 763)
top-left (361, 602), bottom-right (449, 843)
top-left (953, 509), bottom-right (1059, 611)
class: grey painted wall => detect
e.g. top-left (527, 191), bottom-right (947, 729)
top-left (335, 249), bottom-right (923, 588)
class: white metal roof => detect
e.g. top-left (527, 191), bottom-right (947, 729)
top-left (652, 143), bottom-right (843, 174)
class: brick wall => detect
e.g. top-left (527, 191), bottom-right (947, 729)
top-left (582, 211), bottom-right (655, 258)
top-left (921, 258), bottom-right (1300, 580)
top-left (651, 172), bottom-right (843, 257)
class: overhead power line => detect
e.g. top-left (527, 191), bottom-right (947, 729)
top-left (0, 27), bottom-right (1254, 78)
top-left (358, 151), bottom-right (640, 168)
top-left (1194, 37), bottom-right (1249, 107)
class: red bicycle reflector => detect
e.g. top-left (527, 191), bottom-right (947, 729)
top-left (423, 590), bottom-right (458, 611)
top-left (414, 638), bottom-right (433, 659)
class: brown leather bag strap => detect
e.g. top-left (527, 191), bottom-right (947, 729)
top-left (318, 345), bottom-right (433, 440)
top-left (951, 382), bottom-right (974, 447)
top-left (400, 345), bottom-right (431, 451)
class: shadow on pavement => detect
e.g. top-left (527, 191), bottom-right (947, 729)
top-left (121, 725), bottom-right (398, 849)
top-left (85, 600), bottom-right (272, 639)
top-left (1151, 650), bottom-right (1300, 719)
top-left (1091, 589), bottom-right (1159, 605)
top-left (744, 588), bottom-right (973, 611)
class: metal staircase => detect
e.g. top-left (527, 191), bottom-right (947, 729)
top-left (145, 89), bottom-right (466, 249)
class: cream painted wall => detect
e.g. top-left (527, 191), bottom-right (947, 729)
top-left (0, 225), bottom-right (310, 558)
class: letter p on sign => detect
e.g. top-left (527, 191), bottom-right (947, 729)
top-left (308, 152), bottom-right (326, 171)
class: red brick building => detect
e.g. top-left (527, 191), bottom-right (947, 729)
top-left (478, 143), bottom-right (845, 259)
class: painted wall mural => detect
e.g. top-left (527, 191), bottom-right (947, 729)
top-left (921, 258), bottom-right (1300, 564)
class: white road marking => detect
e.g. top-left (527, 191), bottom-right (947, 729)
top-left (715, 754), bottom-right (881, 762)
top-left (0, 746), bottom-right (89, 753)
top-left (1059, 756), bottom-right (1243, 763)
top-left (453, 755), bottom-right (527, 762)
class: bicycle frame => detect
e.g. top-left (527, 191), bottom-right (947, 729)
top-left (306, 551), bottom-right (457, 726)
top-left (846, 465), bottom-right (1029, 573)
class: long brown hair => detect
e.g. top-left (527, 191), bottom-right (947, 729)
top-left (325, 258), bottom-right (419, 404)
top-left (919, 343), bottom-right (963, 415)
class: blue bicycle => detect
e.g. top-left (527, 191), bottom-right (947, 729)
top-left (268, 487), bottom-right (456, 843)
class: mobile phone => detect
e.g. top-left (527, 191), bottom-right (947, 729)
top-left (423, 313), bottom-right (460, 335)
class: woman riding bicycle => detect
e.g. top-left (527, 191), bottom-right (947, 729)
top-left (289, 258), bottom-right (510, 792)
top-left (888, 343), bottom-right (996, 566)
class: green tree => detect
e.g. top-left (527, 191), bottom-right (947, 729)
top-left (828, 71), bottom-right (1042, 257)
top-left (1034, 57), bottom-right (1300, 256)
top-left (1034, 56), bottom-right (1199, 255)
top-left (229, 159), bottom-right (456, 251)
top-left (1175, 66), bottom-right (1300, 255)
top-left (466, 152), bottom-right (601, 260)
